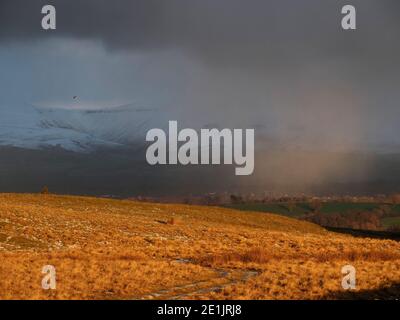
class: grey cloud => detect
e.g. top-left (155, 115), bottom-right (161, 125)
top-left (1, 0), bottom-right (400, 68)
top-left (1, 1), bottom-right (400, 194)
top-left (0, 0), bottom-right (399, 151)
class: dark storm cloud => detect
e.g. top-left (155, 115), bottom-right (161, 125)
top-left (1, 0), bottom-right (400, 195)
top-left (1, 0), bottom-right (400, 68)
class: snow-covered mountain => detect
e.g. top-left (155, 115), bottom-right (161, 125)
top-left (0, 103), bottom-right (162, 152)
top-left (1, 103), bottom-right (399, 154)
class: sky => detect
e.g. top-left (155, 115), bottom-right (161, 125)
top-left (0, 0), bottom-right (400, 152)
top-left (0, 1), bottom-right (400, 195)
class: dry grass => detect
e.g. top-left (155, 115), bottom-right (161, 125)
top-left (198, 247), bottom-right (400, 266)
top-left (198, 247), bottom-right (400, 270)
top-left (0, 193), bottom-right (399, 299)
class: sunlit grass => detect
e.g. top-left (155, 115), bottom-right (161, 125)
top-left (0, 193), bottom-right (399, 299)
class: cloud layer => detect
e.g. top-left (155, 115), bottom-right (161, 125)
top-left (0, 1), bottom-right (400, 194)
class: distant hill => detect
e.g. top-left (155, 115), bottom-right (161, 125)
top-left (227, 201), bottom-right (400, 232)
top-left (3, 145), bottom-right (400, 196)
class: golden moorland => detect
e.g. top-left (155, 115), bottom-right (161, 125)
top-left (0, 193), bottom-right (399, 300)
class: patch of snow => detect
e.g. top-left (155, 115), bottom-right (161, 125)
top-left (0, 103), bottom-right (163, 152)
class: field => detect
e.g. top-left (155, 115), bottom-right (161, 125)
top-left (382, 217), bottom-right (400, 229)
top-left (227, 202), bottom-right (400, 229)
top-left (0, 194), bottom-right (400, 300)
top-left (227, 202), bottom-right (382, 216)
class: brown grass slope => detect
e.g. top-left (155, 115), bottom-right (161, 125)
top-left (0, 193), bottom-right (399, 300)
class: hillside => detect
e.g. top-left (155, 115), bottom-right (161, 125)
top-left (0, 103), bottom-right (161, 152)
top-left (0, 194), bottom-right (399, 299)
top-left (227, 201), bottom-right (400, 231)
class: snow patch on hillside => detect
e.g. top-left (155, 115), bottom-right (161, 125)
top-left (0, 103), bottom-right (161, 152)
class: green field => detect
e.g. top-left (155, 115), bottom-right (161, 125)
top-left (226, 202), bottom-right (400, 230)
top-left (381, 216), bottom-right (400, 228)
top-left (226, 202), bottom-right (381, 217)
top-left (225, 203), bottom-right (308, 217)
top-left (319, 202), bottom-right (378, 214)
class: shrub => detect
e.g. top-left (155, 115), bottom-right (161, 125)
top-left (41, 186), bottom-right (49, 194)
